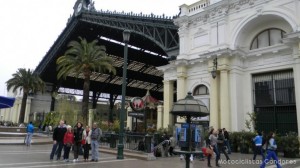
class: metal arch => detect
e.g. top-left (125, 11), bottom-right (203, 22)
top-left (80, 11), bottom-right (179, 53)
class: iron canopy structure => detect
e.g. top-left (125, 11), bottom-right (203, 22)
top-left (34, 3), bottom-right (179, 102)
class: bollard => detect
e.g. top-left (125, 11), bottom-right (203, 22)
top-left (145, 134), bottom-right (152, 153)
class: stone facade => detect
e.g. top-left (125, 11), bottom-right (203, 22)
top-left (158, 0), bottom-right (300, 134)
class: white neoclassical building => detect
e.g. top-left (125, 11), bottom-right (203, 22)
top-left (158, 0), bottom-right (300, 135)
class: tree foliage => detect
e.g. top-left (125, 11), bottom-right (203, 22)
top-left (6, 68), bottom-right (45, 123)
top-left (56, 37), bottom-right (116, 124)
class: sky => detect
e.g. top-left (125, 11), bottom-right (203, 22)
top-left (0, 0), bottom-right (197, 96)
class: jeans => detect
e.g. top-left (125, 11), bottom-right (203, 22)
top-left (91, 140), bottom-right (99, 160)
top-left (63, 145), bottom-right (71, 160)
top-left (50, 141), bottom-right (64, 160)
top-left (25, 132), bottom-right (33, 146)
top-left (212, 144), bottom-right (220, 166)
top-left (253, 145), bottom-right (265, 160)
top-left (224, 140), bottom-right (231, 154)
top-left (260, 150), bottom-right (282, 168)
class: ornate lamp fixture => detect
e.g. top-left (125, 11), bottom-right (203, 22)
top-left (211, 57), bottom-right (218, 79)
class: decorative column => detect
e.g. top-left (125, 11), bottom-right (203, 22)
top-left (34, 112), bottom-right (37, 121)
top-left (177, 66), bottom-right (187, 100)
top-left (209, 74), bottom-right (219, 129)
top-left (88, 109), bottom-right (95, 127)
top-left (126, 107), bottom-right (133, 131)
top-left (24, 97), bottom-right (32, 123)
top-left (220, 69), bottom-right (231, 130)
top-left (157, 105), bottom-right (163, 130)
top-left (294, 58), bottom-right (300, 136)
top-left (219, 57), bottom-right (231, 130)
top-left (177, 66), bottom-right (187, 123)
top-left (163, 80), bottom-right (174, 128)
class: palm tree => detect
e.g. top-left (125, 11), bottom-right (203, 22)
top-left (56, 37), bottom-right (116, 124)
top-left (6, 68), bottom-right (45, 123)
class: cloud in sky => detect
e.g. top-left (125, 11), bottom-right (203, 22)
top-left (0, 0), bottom-right (196, 96)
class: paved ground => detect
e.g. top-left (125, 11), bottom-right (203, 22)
top-left (0, 144), bottom-right (299, 168)
top-left (0, 133), bottom-right (300, 168)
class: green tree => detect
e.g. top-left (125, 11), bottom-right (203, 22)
top-left (6, 68), bottom-right (45, 123)
top-left (56, 37), bottom-right (116, 123)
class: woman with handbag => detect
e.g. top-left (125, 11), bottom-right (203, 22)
top-left (63, 125), bottom-right (74, 162)
top-left (208, 128), bottom-right (221, 167)
top-left (82, 125), bottom-right (92, 161)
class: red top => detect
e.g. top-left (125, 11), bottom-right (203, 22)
top-left (63, 132), bottom-right (74, 144)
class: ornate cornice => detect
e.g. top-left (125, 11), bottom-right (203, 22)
top-left (174, 0), bottom-right (267, 27)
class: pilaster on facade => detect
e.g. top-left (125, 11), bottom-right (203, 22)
top-left (293, 59), bottom-right (300, 136)
top-left (163, 80), bottom-right (174, 128)
top-left (209, 74), bottom-right (219, 128)
top-left (220, 68), bottom-right (231, 130)
top-left (157, 105), bottom-right (163, 130)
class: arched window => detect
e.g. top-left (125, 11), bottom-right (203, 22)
top-left (250, 28), bottom-right (286, 50)
top-left (193, 85), bottom-right (209, 95)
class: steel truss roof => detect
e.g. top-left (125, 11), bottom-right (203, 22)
top-left (35, 9), bottom-right (179, 100)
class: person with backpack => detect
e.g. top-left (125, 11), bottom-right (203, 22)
top-left (260, 132), bottom-right (282, 168)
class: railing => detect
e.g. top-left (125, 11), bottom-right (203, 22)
top-left (100, 132), bottom-right (147, 151)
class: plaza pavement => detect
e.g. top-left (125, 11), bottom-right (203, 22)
top-left (0, 134), bottom-right (300, 168)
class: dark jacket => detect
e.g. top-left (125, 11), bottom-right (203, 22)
top-left (224, 131), bottom-right (230, 140)
top-left (53, 126), bottom-right (67, 142)
top-left (74, 126), bottom-right (84, 143)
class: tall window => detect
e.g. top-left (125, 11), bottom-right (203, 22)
top-left (253, 70), bottom-right (297, 134)
top-left (250, 28), bottom-right (286, 50)
top-left (193, 85), bottom-right (209, 95)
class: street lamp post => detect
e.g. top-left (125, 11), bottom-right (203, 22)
top-left (117, 29), bottom-right (131, 159)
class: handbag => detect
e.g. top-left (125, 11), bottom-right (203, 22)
top-left (81, 139), bottom-right (86, 145)
top-left (66, 142), bottom-right (72, 147)
top-left (206, 147), bottom-right (214, 156)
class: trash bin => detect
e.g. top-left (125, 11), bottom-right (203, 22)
top-left (110, 133), bottom-right (116, 148)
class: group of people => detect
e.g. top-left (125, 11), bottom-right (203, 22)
top-left (253, 131), bottom-right (282, 168)
top-left (206, 128), bottom-right (231, 167)
top-left (49, 120), bottom-right (102, 162)
top-left (205, 127), bottom-right (281, 168)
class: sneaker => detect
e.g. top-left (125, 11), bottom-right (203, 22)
top-left (91, 159), bottom-right (95, 162)
top-left (73, 159), bottom-right (77, 162)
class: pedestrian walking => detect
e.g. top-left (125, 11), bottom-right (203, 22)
top-left (73, 122), bottom-right (84, 162)
top-left (50, 120), bottom-right (67, 161)
top-left (208, 128), bottom-right (221, 167)
top-left (223, 128), bottom-right (231, 154)
top-left (253, 131), bottom-right (265, 160)
top-left (260, 132), bottom-right (282, 168)
top-left (82, 125), bottom-right (92, 161)
top-left (217, 128), bottom-right (230, 161)
top-left (90, 122), bottom-right (102, 162)
top-left (63, 125), bottom-right (74, 162)
top-left (25, 121), bottom-right (34, 146)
